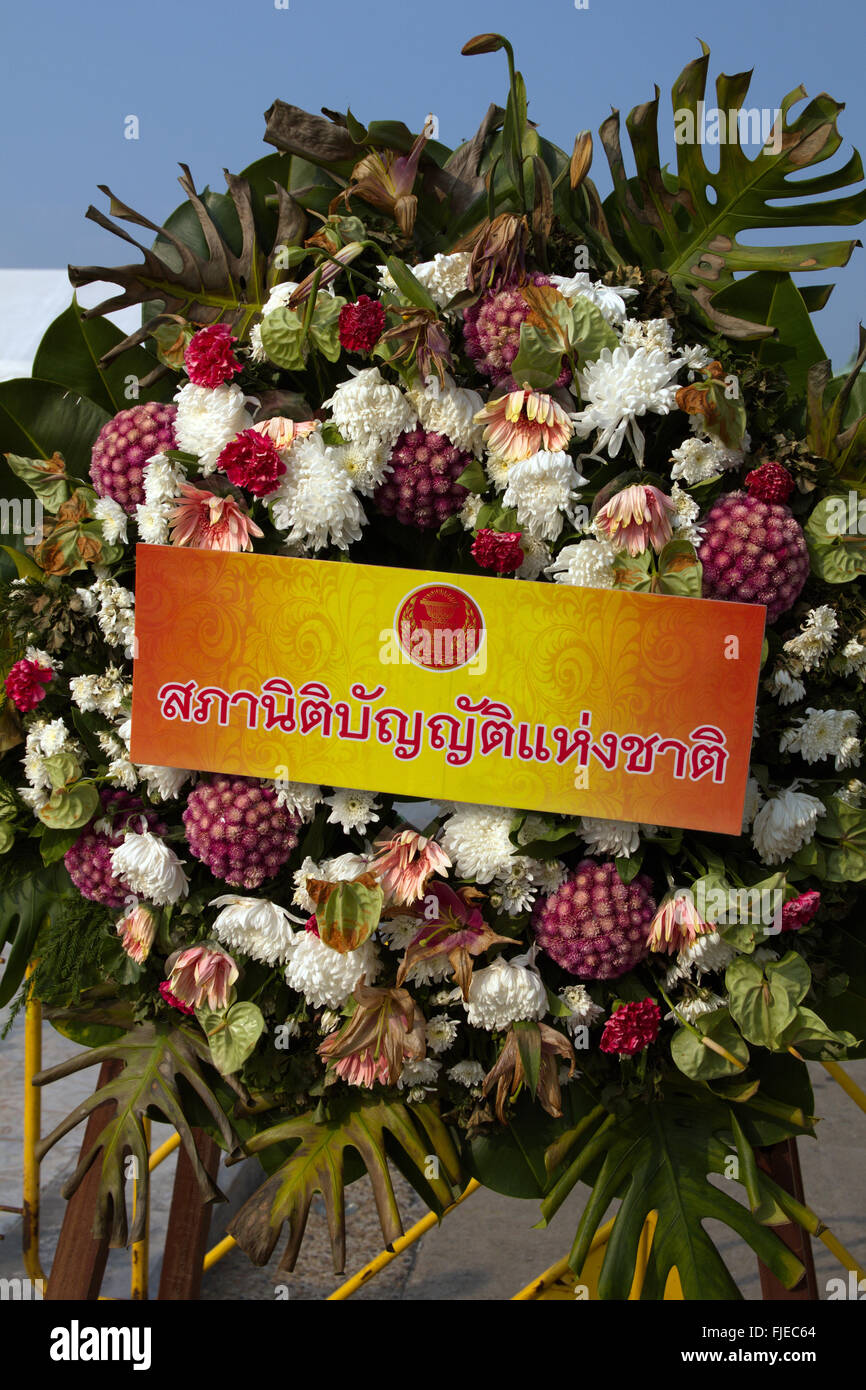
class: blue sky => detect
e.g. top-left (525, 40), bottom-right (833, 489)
top-left (1, 0), bottom-right (863, 367)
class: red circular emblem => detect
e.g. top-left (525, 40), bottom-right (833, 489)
top-left (395, 584), bottom-right (485, 672)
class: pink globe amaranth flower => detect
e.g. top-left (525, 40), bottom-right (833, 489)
top-left (533, 859), bottom-right (656, 980)
top-left (90, 401), bottom-right (177, 513)
top-left (595, 484), bottom-right (676, 558)
top-left (65, 790), bottom-right (167, 908)
top-left (475, 388), bottom-right (573, 462)
top-left (184, 324), bottom-right (242, 388)
top-left (369, 829), bottom-right (452, 907)
top-left (168, 483), bottom-right (264, 553)
top-left (339, 295), bottom-right (386, 353)
top-left (647, 891), bottom-right (711, 956)
top-left (182, 775), bottom-right (300, 889)
top-left (117, 903), bottom-right (157, 965)
top-left (698, 491), bottom-right (809, 623)
top-left (471, 528), bottom-right (524, 574)
top-left (463, 274), bottom-right (570, 387)
top-left (374, 427), bottom-right (471, 531)
top-left (166, 944), bottom-right (238, 1012)
top-left (216, 428), bottom-right (286, 497)
top-left (158, 980), bottom-right (195, 1016)
top-left (251, 417), bottom-right (318, 452)
top-left (599, 999), bottom-right (661, 1056)
top-left (781, 890), bottom-right (821, 932)
top-left (5, 658), bottom-right (52, 712)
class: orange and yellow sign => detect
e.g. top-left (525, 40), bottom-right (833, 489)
top-left (130, 546), bottom-right (766, 835)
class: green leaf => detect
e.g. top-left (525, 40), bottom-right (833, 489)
top-left (33, 1021), bottom-right (241, 1244)
top-left (307, 293), bottom-right (346, 363)
top-left (37, 781), bottom-right (99, 832)
top-left (510, 323), bottom-right (564, 390)
top-left (383, 256), bottom-right (439, 315)
top-left (38, 825), bottom-right (84, 866)
top-left (670, 1009), bottom-right (750, 1079)
top-left (0, 545), bottom-right (42, 580)
top-left (0, 381), bottom-right (109, 479)
top-left (729, 1110), bottom-right (789, 1226)
top-left (710, 272), bottom-right (827, 397)
top-left (41, 751), bottom-right (83, 790)
top-left (514, 1019), bottom-right (542, 1098)
top-left (599, 49), bottom-right (866, 339)
top-left (0, 861), bottom-right (76, 1005)
top-left (725, 951), bottom-right (809, 1048)
top-left (615, 853), bottom-right (643, 884)
top-left (816, 796), bottom-right (866, 882)
top-left (197, 1001), bottom-right (265, 1076)
top-left (804, 495), bottom-right (866, 584)
top-left (317, 879), bottom-right (384, 953)
top-left (227, 1093), bottom-right (464, 1274)
top-left (32, 298), bottom-right (169, 413)
top-left (0, 823), bottom-right (14, 855)
top-left (567, 297), bottom-right (620, 364)
top-left (455, 458), bottom-right (487, 494)
top-left (777, 1006), bottom-right (858, 1057)
top-left (5, 453), bottom-right (72, 513)
top-left (655, 537), bottom-right (703, 597)
top-left (259, 306), bottom-right (307, 371)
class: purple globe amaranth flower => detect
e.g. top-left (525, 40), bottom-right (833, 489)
top-left (532, 858), bottom-right (656, 980)
top-left (182, 775), bottom-right (300, 889)
top-left (698, 491), bottom-right (809, 624)
top-left (90, 401), bottom-right (178, 513)
top-left (374, 427), bottom-right (471, 531)
top-left (65, 790), bottom-right (167, 908)
top-left (463, 274), bottom-right (571, 387)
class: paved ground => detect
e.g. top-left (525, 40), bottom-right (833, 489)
top-left (1, 1001), bottom-right (864, 1301)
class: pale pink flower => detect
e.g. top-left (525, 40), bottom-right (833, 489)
top-left (595, 484), bottom-right (675, 557)
top-left (251, 417), bottom-right (318, 452)
top-left (475, 388), bottom-right (573, 462)
top-left (166, 944), bottom-right (238, 1011)
top-left (369, 829), bottom-right (452, 907)
top-left (318, 980), bottom-right (425, 1088)
top-left (116, 903), bottom-right (156, 965)
top-left (648, 892), bottom-right (711, 955)
top-left (168, 483), bottom-right (264, 553)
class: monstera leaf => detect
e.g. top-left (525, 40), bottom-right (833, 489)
top-left (33, 1021), bottom-right (242, 1245)
top-left (539, 1079), bottom-right (813, 1300)
top-left (227, 1092), bottom-right (465, 1275)
top-left (600, 44), bottom-right (866, 338)
top-left (0, 860), bottom-right (76, 1007)
top-left (68, 165), bottom-right (307, 367)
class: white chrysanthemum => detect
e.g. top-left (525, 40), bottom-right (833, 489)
top-left (464, 950), bottom-right (548, 1030)
top-left (174, 381), bottom-right (251, 473)
top-left (513, 532), bottom-right (549, 580)
top-left (377, 914), bottom-right (419, 952)
top-left (751, 786), bottom-right (826, 865)
top-left (82, 577), bottom-right (135, 656)
top-left (441, 803), bottom-right (517, 883)
top-left (38, 718), bottom-right (73, 757)
top-left (783, 606), bottom-right (839, 672)
top-left (273, 781), bottom-right (322, 822)
top-left (674, 929), bottom-right (736, 980)
top-left (780, 708), bottom-right (861, 771)
top-left (397, 1057), bottom-right (441, 1091)
top-left (69, 667), bottom-right (128, 717)
top-left (552, 269), bottom-right (638, 326)
top-left (838, 638), bottom-right (866, 680)
top-left (329, 438), bottom-right (391, 496)
top-left (269, 432), bottom-right (366, 551)
top-left (142, 454), bottom-right (186, 506)
top-left (572, 346), bottom-right (681, 463)
top-left (249, 281), bottom-right (299, 362)
top-left (324, 787), bottom-right (381, 834)
top-left (558, 983), bottom-right (604, 1032)
top-left (546, 537), bottom-right (617, 589)
top-left (319, 1009), bottom-right (341, 1034)
top-left (447, 1059), bottom-right (485, 1088)
top-left (18, 785), bottom-right (49, 813)
top-left (770, 666), bottom-right (807, 706)
top-left (619, 317), bottom-right (675, 355)
top-left (323, 367), bottom-right (416, 450)
top-left (501, 450), bottom-right (588, 542)
top-left (110, 831), bottom-right (189, 906)
top-left (210, 895), bottom-right (297, 967)
top-left (426, 1014), bottom-right (460, 1055)
top-left (741, 777), bottom-right (762, 832)
top-left (284, 932), bottom-right (381, 1009)
top-left (668, 992), bottom-right (728, 1024)
top-left (458, 493), bottom-right (484, 532)
top-left (106, 755), bottom-right (138, 791)
top-left (484, 453), bottom-right (515, 492)
top-left (379, 252), bottom-right (471, 312)
top-left (135, 500), bottom-right (172, 546)
top-left (92, 496), bottom-right (129, 545)
top-left (669, 482), bottom-right (704, 546)
top-left (579, 817), bottom-right (656, 857)
top-left (669, 432), bottom-right (744, 485)
top-left (406, 377), bottom-right (485, 456)
top-left (135, 764), bottom-right (192, 801)
top-left (490, 856), bottom-right (567, 915)
top-left (678, 343), bottom-right (715, 374)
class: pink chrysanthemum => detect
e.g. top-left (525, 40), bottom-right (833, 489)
top-left (781, 890), bottom-right (821, 932)
top-left (599, 999), bottom-right (661, 1056)
top-left (698, 491), bottom-right (809, 623)
top-left (5, 658), bottom-right (52, 712)
top-left (533, 859), bottom-right (656, 979)
top-left (339, 296), bottom-right (386, 353)
top-left (471, 528), bottom-right (524, 574)
top-left (374, 427), bottom-right (471, 530)
top-left (182, 775), bottom-right (300, 889)
top-left (90, 401), bottom-right (178, 513)
top-left (595, 484), bottom-right (676, 557)
top-left (216, 428), bottom-right (286, 497)
top-left (65, 790), bottom-right (166, 908)
top-left (168, 483), bottom-right (264, 552)
top-left (184, 324), bottom-right (242, 388)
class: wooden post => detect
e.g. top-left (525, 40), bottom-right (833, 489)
top-left (157, 1129), bottom-right (221, 1300)
top-left (45, 1058), bottom-right (122, 1300)
top-left (755, 1139), bottom-right (819, 1300)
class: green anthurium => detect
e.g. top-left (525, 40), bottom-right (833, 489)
top-left (197, 1001), bottom-right (266, 1076)
top-left (37, 780), bottom-right (100, 831)
top-left (307, 293), bottom-right (347, 362)
top-left (259, 306), bottom-right (308, 371)
top-left (670, 1008), bottom-right (750, 1080)
top-left (725, 951), bottom-right (811, 1049)
top-left (314, 877), bottom-right (385, 954)
top-left (41, 750), bottom-right (83, 790)
top-left (804, 495), bottom-right (866, 584)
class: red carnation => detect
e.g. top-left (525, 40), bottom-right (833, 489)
top-left (339, 296), bottom-right (386, 353)
top-left (744, 461), bottom-right (794, 505)
top-left (5, 658), bottom-right (53, 712)
top-left (184, 324), bottom-right (242, 388)
top-left (781, 890), bottom-right (821, 932)
top-left (158, 981), bottom-right (195, 1016)
top-left (471, 528), bottom-right (524, 574)
top-left (217, 429), bottom-right (286, 497)
top-left (599, 999), bottom-right (661, 1056)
